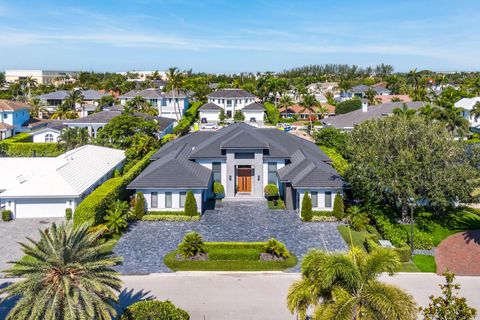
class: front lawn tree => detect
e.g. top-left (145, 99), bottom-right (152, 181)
top-left (346, 115), bottom-right (479, 220)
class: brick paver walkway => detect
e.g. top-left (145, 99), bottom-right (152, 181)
top-left (114, 201), bottom-right (348, 274)
top-left (435, 230), bottom-right (480, 276)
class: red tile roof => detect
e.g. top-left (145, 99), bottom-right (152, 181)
top-left (0, 100), bottom-right (31, 111)
top-left (374, 95), bottom-right (412, 104)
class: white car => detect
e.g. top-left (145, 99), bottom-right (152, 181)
top-left (202, 123), bottom-right (218, 130)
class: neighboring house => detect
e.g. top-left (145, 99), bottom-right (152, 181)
top-left (0, 145), bottom-right (125, 219)
top-left (38, 89), bottom-right (109, 117)
top-left (5, 69), bottom-right (78, 85)
top-left (199, 101), bottom-right (265, 124)
top-left (206, 89), bottom-right (256, 118)
top-left (128, 122), bottom-right (343, 214)
top-left (455, 97), bottom-right (480, 128)
top-left (119, 88), bottom-right (191, 119)
top-left (0, 100), bottom-right (31, 140)
top-left (322, 101), bottom-right (427, 131)
top-left (278, 103), bottom-right (335, 120)
top-left (343, 84), bottom-right (392, 101)
top-left (30, 108), bottom-right (176, 141)
top-left (306, 82), bottom-right (339, 95)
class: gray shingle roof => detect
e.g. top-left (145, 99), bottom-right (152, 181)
top-left (242, 102), bottom-right (265, 111)
top-left (199, 102), bottom-right (222, 111)
top-left (38, 90), bottom-right (108, 100)
top-left (322, 101), bottom-right (427, 129)
top-left (349, 85), bottom-right (371, 93)
top-left (207, 89), bottom-right (256, 98)
top-left (119, 88), bottom-right (191, 99)
top-left (131, 122), bottom-right (342, 190)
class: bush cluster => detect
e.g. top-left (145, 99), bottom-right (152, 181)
top-left (335, 98), bottom-right (362, 114)
top-left (121, 300), bottom-right (190, 320)
top-left (0, 140), bottom-right (62, 157)
top-left (213, 182), bottom-right (225, 198)
top-left (264, 184), bottom-right (279, 198)
top-left (264, 238), bottom-right (290, 258)
top-left (371, 213), bottom-right (408, 247)
top-left (178, 232), bottom-right (207, 259)
top-left (411, 229), bottom-right (434, 250)
top-left (364, 235), bottom-right (411, 262)
top-left (74, 150), bottom-right (155, 226)
top-left (65, 208), bottom-right (72, 221)
top-left (132, 192), bottom-right (146, 220)
top-left (319, 146), bottom-right (349, 176)
top-left (2, 210), bottom-right (12, 222)
top-left (173, 101), bottom-right (203, 136)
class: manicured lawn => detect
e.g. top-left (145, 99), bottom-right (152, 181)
top-left (164, 244), bottom-right (298, 271)
top-left (401, 261), bottom-right (421, 272)
top-left (337, 225), bottom-right (370, 251)
top-left (267, 199), bottom-right (286, 210)
top-left (412, 254), bottom-right (436, 272)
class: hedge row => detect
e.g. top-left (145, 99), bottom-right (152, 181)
top-left (73, 149), bottom-right (156, 227)
top-left (364, 236), bottom-right (411, 262)
top-left (0, 133), bottom-right (62, 157)
top-left (205, 242), bottom-right (267, 250)
top-left (311, 216), bottom-right (337, 222)
top-left (142, 215), bottom-right (200, 221)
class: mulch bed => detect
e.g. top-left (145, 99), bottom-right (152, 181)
top-left (435, 230), bottom-right (480, 276)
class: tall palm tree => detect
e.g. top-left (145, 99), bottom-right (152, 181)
top-left (364, 88), bottom-right (379, 105)
top-left (96, 94), bottom-right (117, 112)
top-left (294, 83), bottom-right (307, 101)
top-left (471, 101), bottom-right (480, 121)
top-left (300, 94), bottom-right (319, 131)
top-left (338, 79), bottom-right (351, 94)
top-left (418, 103), bottom-right (441, 121)
top-left (0, 222), bottom-right (122, 320)
top-left (125, 96), bottom-right (157, 116)
top-left (28, 97), bottom-right (46, 118)
top-left (23, 76), bottom-right (38, 99)
top-left (287, 248), bottom-right (417, 320)
top-left (317, 104), bottom-right (329, 119)
top-left (386, 75), bottom-right (401, 94)
top-left (279, 95), bottom-right (294, 117)
top-left (65, 89), bottom-right (85, 116)
top-left (165, 67), bottom-right (184, 120)
top-left (406, 68), bottom-right (422, 92)
top-left (59, 127), bottom-right (89, 150)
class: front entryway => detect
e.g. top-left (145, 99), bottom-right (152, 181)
top-left (236, 165), bottom-right (252, 193)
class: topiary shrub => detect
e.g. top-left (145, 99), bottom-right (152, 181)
top-left (301, 192), bottom-right (313, 222)
top-left (264, 238), bottom-right (290, 258)
top-left (264, 184), bottom-right (279, 199)
top-left (213, 182), bottom-right (225, 199)
top-left (121, 300), bottom-right (190, 320)
top-left (132, 192), bottom-right (146, 220)
top-left (184, 191), bottom-right (198, 216)
top-left (178, 231), bottom-right (207, 259)
top-left (65, 208), bottom-right (73, 221)
top-left (332, 193), bottom-right (345, 220)
top-left (2, 210), bottom-right (12, 222)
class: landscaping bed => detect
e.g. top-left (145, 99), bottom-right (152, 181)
top-left (164, 236), bottom-right (298, 271)
top-left (142, 211), bottom-right (201, 221)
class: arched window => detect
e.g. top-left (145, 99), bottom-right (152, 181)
top-left (45, 133), bottom-right (54, 143)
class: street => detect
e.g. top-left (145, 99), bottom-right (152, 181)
top-left (3, 272), bottom-right (478, 320)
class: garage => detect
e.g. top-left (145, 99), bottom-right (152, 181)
top-left (13, 198), bottom-right (70, 219)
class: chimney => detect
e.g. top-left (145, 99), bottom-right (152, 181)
top-left (361, 99), bottom-right (368, 112)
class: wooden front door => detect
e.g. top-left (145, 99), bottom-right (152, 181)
top-left (237, 167), bottom-right (252, 193)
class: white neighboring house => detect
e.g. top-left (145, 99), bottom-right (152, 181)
top-left (37, 89), bottom-right (109, 117)
top-left (455, 97), bottom-right (480, 129)
top-left (119, 88), bottom-right (191, 120)
top-left (30, 109), bottom-right (176, 142)
top-left (0, 145), bottom-right (125, 219)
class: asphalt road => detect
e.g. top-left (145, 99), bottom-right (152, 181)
top-left (2, 272), bottom-right (479, 320)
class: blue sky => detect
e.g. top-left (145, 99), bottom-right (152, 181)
top-left (0, 0), bottom-right (478, 73)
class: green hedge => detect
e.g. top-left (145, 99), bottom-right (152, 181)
top-left (0, 141), bottom-right (62, 157)
top-left (319, 146), bottom-right (348, 176)
top-left (371, 213), bottom-right (409, 247)
top-left (206, 242), bottom-right (266, 250)
top-left (364, 236), bottom-right (411, 262)
top-left (311, 216), bottom-right (337, 222)
top-left (121, 300), bottom-right (190, 320)
top-left (74, 150), bottom-right (156, 227)
top-left (142, 215), bottom-right (200, 221)
top-left (147, 211), bottom-right (188, 216)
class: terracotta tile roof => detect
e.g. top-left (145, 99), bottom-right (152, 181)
top-left (279, 103), bottom-right (335, 114)
top-left (0, 122), bottom-right (14, 130)
top-left (374, 95), bottom-right (412, 104)
top-left (0, 100), bottom-right (31, 111)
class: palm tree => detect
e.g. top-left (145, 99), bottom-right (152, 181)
top-left (393, 103), bottom-right (417, 118)
top-left (338, 79), bottom-right (351, 94)
top-left (406, 68), bottom-right (422, 92)
top-left (279, 95), bottom-right (294, 117)
top-left (104, 200), bottom-right (129, 234)
top-left (294, 83), bottom-right (307, 101)
top-left (65, 89), bottom-right (85, 116)
top-left (300, 94), bottom-right (319, 131)
top-left (51, 101), bottom-right (78, 119)
top-left (28, 97), bottom-right (46, 118)
top-left (386, 75), bottom-right (401, 94)
top-left (0, 222), bottom-right (122, 320)
top-left (438, 107), bottom-right (470, 137)
top-left (317, 104), bottom-right (329, 119)
top-left (418, 103), bottom-right (441, 121)
top-left (23, 76), bottom-right (38, 99)
top-left (165, 67), bottom-right (184, 120)
top-left (364, 88), bottom-right (378, 105)
top-left (287, 248), bottom-right (417, 320)
top-left (125, 96), bottom-right (158, 116)
top-left (470, 101), bottom-right (480, 121)
top-left (59, 127), bottom-right (89, 150)
top-left (96, 94), bottom-right (117, 112)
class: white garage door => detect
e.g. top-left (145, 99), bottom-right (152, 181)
top-left (15, 199), bottom-right (68, 218)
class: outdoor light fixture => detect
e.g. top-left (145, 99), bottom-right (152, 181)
top-left (229, 175), bottom-right (232, 181)
top-left (258, 175), bottom-right (260, 181)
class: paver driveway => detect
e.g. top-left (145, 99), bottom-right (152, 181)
top-left (0, 218), bottom-right (64, 278)
top-left (114, 201), bottom-right (348, 274)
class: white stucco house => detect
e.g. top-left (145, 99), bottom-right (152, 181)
top-left (128, 123), bottom-right (344, 214)
top-left (455, 97), bottom-right (480, 129)
top-left (38, 89), bottom-right (110, 117)
top-left (30, 108), bottom-right (176, 142)
top-left (199, 89), bottom-right (264, 124)
top-left (119, 88), bottom-right (192, 119)
top-left (0, 145), bottom-right (125, 219)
